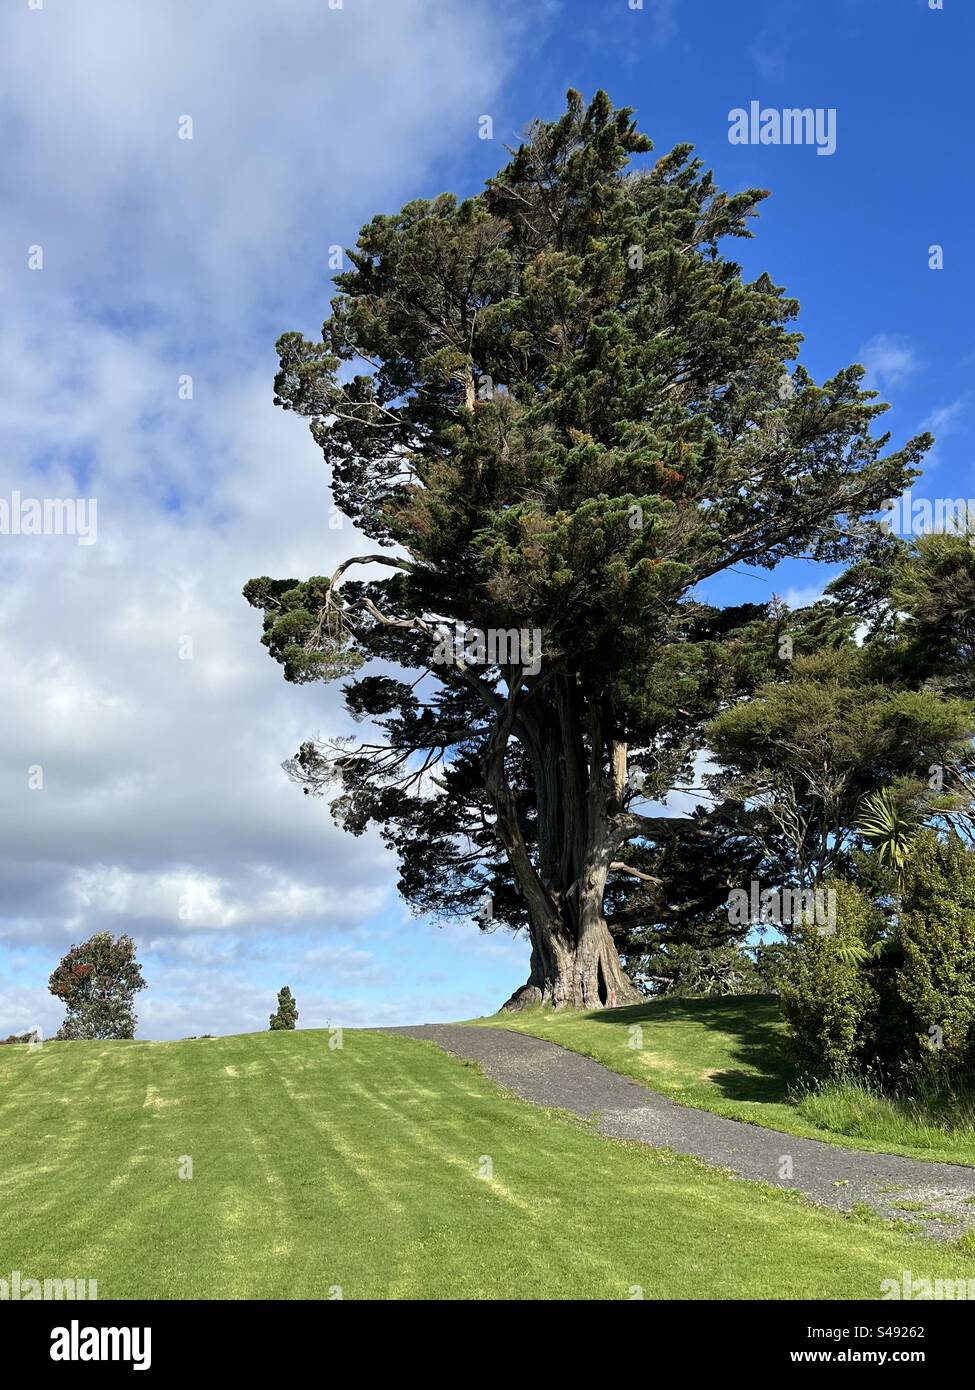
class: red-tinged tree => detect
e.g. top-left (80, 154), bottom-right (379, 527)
top-left (49, 932), bottom-right (147, 1040)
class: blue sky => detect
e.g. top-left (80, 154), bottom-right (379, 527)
top-left (1, 0), bottom-right (971, 1039)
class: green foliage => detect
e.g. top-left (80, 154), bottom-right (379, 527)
top-left (776, 881), bottom-right (886, 1079)
top-left (242, 577), bottom-right (365, 683)
top-left (891, 532), bottom-right (975, 697)
top-left (269, 986), bottom-right (299, 1031)
top-left (636, 940), bottom-right (763, 997)
top-left (706, 644), bottom-right (975, 887)
top-left (777, 833), bottom-right (975, 1094)
top-left (245, 88), bottom-right (929, 977)
top-left (857, 788), bottom-right (920, 891)
top-left (48, 932), bottom-right (147, 1041)
top-left (609, 801), bottom-right (766, 979)
top-left (898, 833), bottom-right (975, 1078)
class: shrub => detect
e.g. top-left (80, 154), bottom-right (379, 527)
top-left (638, 941), bottom-right (763, 996)
top-left (898, 833), bottom-right (975, 1080)
top-left (777, 879), bottom-right (886, 1080)
top-left (778, 837), bottom-right (975, 1094)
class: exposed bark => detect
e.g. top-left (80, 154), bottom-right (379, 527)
top-left (501, 910), bottom-right (640, 1011)
top-left (487, 672), bottom-right (643, 1011)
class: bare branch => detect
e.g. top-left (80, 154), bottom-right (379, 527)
top-left (610, 861), bottom-right (662, 885)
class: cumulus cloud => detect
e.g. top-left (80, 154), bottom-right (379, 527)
top-left (0, 0), bottom-right (534, 1036)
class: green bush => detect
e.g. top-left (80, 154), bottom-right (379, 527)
top-left (777, 880), bottom-right (886, 1080)
top-left (778, 836), bottom-right (975, 1096)
top-left (898, 833), bottom-right (975, 1080)
top-left (638, 940), bottom-right (763, 997)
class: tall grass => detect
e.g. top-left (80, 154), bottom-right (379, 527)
top-left (796, 1071), bottom-right (975, 1155)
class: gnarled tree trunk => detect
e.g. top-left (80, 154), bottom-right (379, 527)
top-left (502, 909), bottom-right (641, 1011)
top-left (485, 673), bottom-right (643, 1012)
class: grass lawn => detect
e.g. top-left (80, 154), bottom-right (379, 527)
top-left (468, 996), bottom-right (975, 1169)
top-left (2, 1027), bottom-right (973, 1299)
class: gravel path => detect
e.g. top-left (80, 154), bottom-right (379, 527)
top-left (391, 1023), bottom-right (975, 1241)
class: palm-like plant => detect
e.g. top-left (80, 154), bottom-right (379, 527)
top-left (857, 788), bottom-right (920, 893)
top-left (822, 790), bottom-right (923, 968)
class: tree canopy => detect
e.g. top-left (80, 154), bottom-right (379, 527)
top-left (48, 932), bottom-right (147, 1041)
top-left (246, 89), bottom-right (942, 1009)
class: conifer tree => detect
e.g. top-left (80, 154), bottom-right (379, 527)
top-left (269, 986), bottom-right (299, 1031)
top-left (247, 91), bottom-right (928, 1009)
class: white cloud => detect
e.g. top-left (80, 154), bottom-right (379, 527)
top-left (917, 399), bottom-right (966, 470)
top-left (857, 334), bottom-right (921, 391)
top-left (921, 399), bottom-right (965, 438)
top-left (780, 582), bottom-right (828, 610)
top-left (0, 0), bottom-right (535, 1035)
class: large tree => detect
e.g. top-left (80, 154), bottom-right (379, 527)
top-left (246, 91), bottom-right (927, 1010)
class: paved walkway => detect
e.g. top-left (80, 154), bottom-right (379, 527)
top-left (391, 1024), bottom-right (975, 1241)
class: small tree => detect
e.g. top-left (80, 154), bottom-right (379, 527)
top-left (858, 788), bottom-right (921, 893)
top-left (48, 932), bottom-right (147, 1041)
top-left (269, 987), bottom-right (298, 1031)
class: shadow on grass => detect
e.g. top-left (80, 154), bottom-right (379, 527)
top-left (586, 993), bottom-right (797, 1105)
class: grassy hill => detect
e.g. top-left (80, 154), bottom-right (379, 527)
top-left (2, 1026), bottom-right (974, 1299)
top-left (471, 995), bottom-right (975, 1168)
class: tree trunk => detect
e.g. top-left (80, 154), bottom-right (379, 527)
top-left (485, 674), bottom-right (642, 1013)
top-left (502, 835), bottom-right (642, 1011)
top-left (501, 908), bottom-right (641, 1011)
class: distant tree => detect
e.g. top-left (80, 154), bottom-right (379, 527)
top-left (48, 932), bottom-right (146, 1041)
top-left (269, 987), bottom-right (299, 1031)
